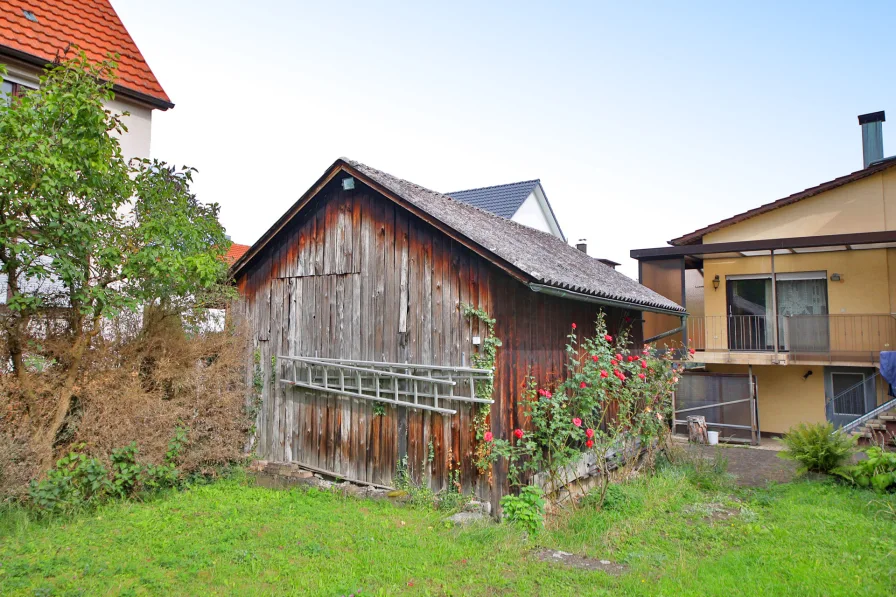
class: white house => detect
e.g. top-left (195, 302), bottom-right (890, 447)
top-left (448, 179), bottom-right (566, 240)
top-left (0, 0), bottom-right (172, 162)
top-left (1, 0), bottom-right (172, 304)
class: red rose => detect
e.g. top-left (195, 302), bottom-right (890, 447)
top-left (592, 354), bottom-right (599, 362)
top-left (604, 334), bottom-right (613, 342)
top-left (579, 381), bottom-right (587, 389)
top-left (514, 428), bottom-right (524, 439)
top-left (544, 390), bottom-right (552, 398)
top-left (537, 388), bottom-right (546, 396)
top-left (638, 373), bottom-right (645, 380)
top-left (571, 322), bottom-right (577, 330)
top-left (615, 353), bottom-right (623, 361)
top-left (600, 370), bottom-right (609, 378)
top-left (572, 417), bottom-right (582, 427)
top-left (689, 348), bottom-right (695, 355)
top-left (484, 431), bottom-right (493, 442)
top-left (585, 439), bottom-right (594, 448)
top-left (641, 360), bottom-right (647, 369)
top-left (610, 359), bottom-right (617, 366)
top-left (617, 372), bottom-right (626, 381)
top-left (586, 428), bottom-right (594, 438)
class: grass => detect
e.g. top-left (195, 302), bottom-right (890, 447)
top-left (1, 467), bottom-right (895, 596)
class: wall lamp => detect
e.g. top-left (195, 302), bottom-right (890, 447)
top-left (830, 273), bottom-right (842, 282)
top-left (712, 275), bottom-right (720, 290)
top-left (802, 370), bottom-right (813, 381)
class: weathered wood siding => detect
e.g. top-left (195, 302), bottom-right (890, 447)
top-left (236, 178), bottom-right (639, 498)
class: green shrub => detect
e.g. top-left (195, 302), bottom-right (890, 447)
top-left (834, 447), bottom-right (896, 492)
top-left (393, 457), bottom-right (470, 512)
top-left (27, 446), bottom-right (111, 514)
top-left (500, 485), bottom-right (545, 534)
top-left (778, 423), bottom-right (856, 474)
top-left (581, 482), bottom-right (630, 512)
top-left (28, 428), bottom-right (189, 514)
top-left (110, 442), bottom-right (143, 499)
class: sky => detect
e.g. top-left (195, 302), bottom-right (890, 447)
top-left (112, 0), bottom-right (896, 278)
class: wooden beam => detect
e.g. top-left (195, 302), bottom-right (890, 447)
top-left (631, 230), bottom-right (896, 260)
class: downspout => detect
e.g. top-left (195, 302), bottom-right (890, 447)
top-left (680, 257), bottom-right (688, 352)
top-left (771, 253), bottom-right (779, 362)
top-left (643, 318), bottom-right (686, 344)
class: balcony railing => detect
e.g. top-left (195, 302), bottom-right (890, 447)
top-left (688, 314), bottom-right (896, 363)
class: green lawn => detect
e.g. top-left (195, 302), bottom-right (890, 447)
top-left (1, 467), bottom-right (895, 596)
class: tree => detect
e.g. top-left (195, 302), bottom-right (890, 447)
top-left (0, 52), bottom-right (232, 468)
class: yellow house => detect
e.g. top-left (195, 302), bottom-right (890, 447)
top-left (633, 111), bottom-right (896, 442)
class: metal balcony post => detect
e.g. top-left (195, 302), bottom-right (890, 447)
top-left (771, 253), bottom-right (779, 359)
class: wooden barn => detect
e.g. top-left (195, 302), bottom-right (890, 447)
top-left (230, 158), bottom-right (684, 503)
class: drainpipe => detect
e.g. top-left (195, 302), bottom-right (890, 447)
top-left (771, 253), bottom-right (779, 362)
top-left (749, 364), bottom-right (758, 445)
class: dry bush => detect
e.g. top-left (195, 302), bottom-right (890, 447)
top-left (0, 417), bottom-right (39, 503)
top-left (0, 312), bottom-right (251, 500)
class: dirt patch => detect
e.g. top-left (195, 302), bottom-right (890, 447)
top-left (684, 501), bottom-right (741, 523)
top-left (533, 549), bottom-right (627, 574)
top-left (682, 443), bottom-right (797, 487)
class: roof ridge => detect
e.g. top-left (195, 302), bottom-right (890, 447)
top-left (0, 0), bottom-right (171, 107)
top-left (234, 157), bottom-right (684, 314)
top-left (343, 159), bottom-right (568, 246)
top-left (670, 158), bottom-right (896, 245)
top-left (447, 178), bottom-right (540, 195)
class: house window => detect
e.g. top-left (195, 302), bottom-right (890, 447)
top-left (1, 80), bottom-right (13, 104)
top-left (725, 272), bottom-right (828, 351)
top-left (726, 276), bottom-right (774, 350)
top-left (830, 372), bottom-right (866, 416)
top-left (1, 80), bottom-right (32, 105)
top-left (825, 366), bottom-right (877, 426)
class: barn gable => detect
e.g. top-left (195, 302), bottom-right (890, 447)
top-left (234, 159), bottom-right (683, 315)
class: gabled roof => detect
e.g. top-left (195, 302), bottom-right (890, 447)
top-left (448, 179), bottom-right (565, 240)
top-left (232, 158), bottom-right (684, 314)
top-left (0, 0), bottom-right (172, 109)
top-left (671, 157), bottom-right (896, 246)
top-left (225, 243), bottom-right (250, 264)
top-left (448, 179), bottom-right (540, 219)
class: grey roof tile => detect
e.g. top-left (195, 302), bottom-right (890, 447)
top-left (447, 180), bottom-right (540, 219)
top-left (345, 159), bottom-right (684, 313)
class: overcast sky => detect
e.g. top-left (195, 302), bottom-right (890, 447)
top-left (112, 0), bottom-right (895, 278)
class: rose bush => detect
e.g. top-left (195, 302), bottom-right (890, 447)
top-left (484, 312), bottom-right (683, 507)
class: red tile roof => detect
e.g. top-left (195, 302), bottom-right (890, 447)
top-left (0, 0), bottom-right (172, 108)
top-left (225, 243), bottom-right (250, 263)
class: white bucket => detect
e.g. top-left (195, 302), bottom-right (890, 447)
top-left (707, 430), bottom-right (719, 446)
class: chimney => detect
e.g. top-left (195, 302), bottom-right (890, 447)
top-left (859, 111), bottom-right (885, 168)
top-left (576, 239), bottom-right (587, 254)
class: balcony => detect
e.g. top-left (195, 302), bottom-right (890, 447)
top-left (688, 314), bottom-right (896, 365)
